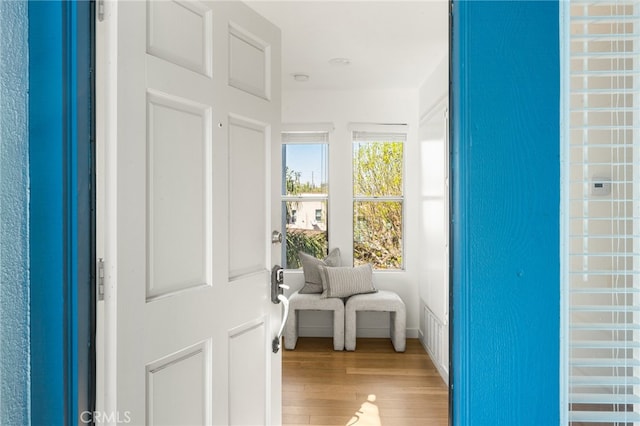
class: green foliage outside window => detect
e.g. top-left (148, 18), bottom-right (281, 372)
top-left (354, 201), bottom-right (402, 269)
top-left (353, 141), bottom-right (403, 197)
top-left (353, 140), bottom-right (403, 269)
top-left (285, 229), bottom-right (327, 269)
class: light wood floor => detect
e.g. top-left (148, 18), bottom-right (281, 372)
top-left (282, 337), bottom-right (449, 426)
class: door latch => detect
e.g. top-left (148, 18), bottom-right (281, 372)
top-left (271, 265), bottom-right (287, 304)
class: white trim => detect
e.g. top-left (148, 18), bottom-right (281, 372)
top-left (282, 195), bottom-right (328, 201)
top-left (354, 196), bottom-right (403, 202)
top-left (281, 122), bottom-right (334, 133)
top-left (348, 122), bottom-right (408, 134)
top-left (96, 0), bottom-right (119, 420)
top-left (298, 325), bottom-right (419, 339)
top-left (559, 0), bottom-right (570, 423)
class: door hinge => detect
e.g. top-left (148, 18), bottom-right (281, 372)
top-left (98, 258), bottom-right (105, 301)
top-left (97, 0), bottom-right (105, 22)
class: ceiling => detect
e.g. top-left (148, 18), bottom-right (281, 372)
top-left (245, 1), bottom-right (449, 91)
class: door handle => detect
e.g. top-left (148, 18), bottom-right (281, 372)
top-left (272, 294), bottom-right (290, 353)
top-left (271, 265), bottom-right (286, 304)
top-left (270, 265), bottom-right (289, 353)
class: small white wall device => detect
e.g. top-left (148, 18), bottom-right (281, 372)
top-left (591, 177), bottom-right (611, 196)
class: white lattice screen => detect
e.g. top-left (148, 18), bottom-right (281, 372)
top-left (565, 1), bottom-right (640, 424)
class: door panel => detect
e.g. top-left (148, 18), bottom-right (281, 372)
top-left (146, 92), bottom-right (211, 300)
top-left (229, 320), bottom-right (267, 425)
top-left (146, 341), bottom-right (212, 425)
top-left (228, 117), bottom-right (268, 280)
top-left (98, 1), bottom-right (281, 424)
top-left (228, 23), bottom-right (271, 99)
top-left (147, 0), bottom-right (213, 77)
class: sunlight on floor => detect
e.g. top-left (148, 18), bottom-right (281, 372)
top-left (346, 394), bottom-right (381, 426)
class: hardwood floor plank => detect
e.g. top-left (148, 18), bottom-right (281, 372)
top-left (345, 367), bottom-right (440, 377)
top-left (282, 414), bottom-right (310, 425)
top-left (309, 415), bottom-right (373, 426)
top-left (282, 391), bottom-right (359, 401)
top-left (378, 417), bottom-right (449, 426)
top-left (283, 338), bottom-right (449, 426)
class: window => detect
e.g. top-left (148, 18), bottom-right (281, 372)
top-left (563, 1), bottom-right (640, 424)
top-left (281, 132), bottom-right (329, 269)
top-left (352, 131), bottom-right (405, 269)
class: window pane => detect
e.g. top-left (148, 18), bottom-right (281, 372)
top-left (283, 200), bottom-right (328, 269)
top-left (353, 201), bottom-right (402, 269)
top-left (283, 144), bottom-right (328, 196)
top-left (353, 140), bottom-right (403, 197)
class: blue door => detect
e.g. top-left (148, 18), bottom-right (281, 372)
top-left (450, 1), bottom-right (560, 424)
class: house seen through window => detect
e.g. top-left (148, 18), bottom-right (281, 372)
top-left (281, 132), bottom-right (329, 269)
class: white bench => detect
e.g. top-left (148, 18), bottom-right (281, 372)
top-left (345, 290), bottom-right (406, 352)
top-left (284, 291), bottom-right (345, 351)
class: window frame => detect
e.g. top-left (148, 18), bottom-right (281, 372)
top-left (351, 127), bottom-right (407, 270)
top-left (281, 127), bottom-right (331, 269)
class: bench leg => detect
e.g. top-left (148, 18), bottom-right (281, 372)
top-left (284, 309), bottom-right (298, 350)
top-left (390, 310), bottom-right (406, 352)
top-left (345, 307), bottom-right (357, 351)
top-left (332, 308), bottom-right (345, 351)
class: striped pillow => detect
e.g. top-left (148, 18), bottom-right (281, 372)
top-left (318, 264), bottom-right (377, 299)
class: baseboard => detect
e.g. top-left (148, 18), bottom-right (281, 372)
top-left (299, 326), bottom-right (418, 339)
top-left (354, 327), bottom-right (419, 339)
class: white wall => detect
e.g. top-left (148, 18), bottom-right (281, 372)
top-left (417, 54), bottom-right (449, 382)
top-left (419, 55), bottom-right (448, 116)
top-left (282, 88), bottom-right (421, 339)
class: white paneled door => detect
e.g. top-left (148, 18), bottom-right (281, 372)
top-left (96, 1), bottom-right (281, 424)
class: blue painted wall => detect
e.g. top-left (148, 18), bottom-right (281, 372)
top-left (451, 1), bottom-right (560, 424)
top-left (0, 1), bottom-right (31, 424)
